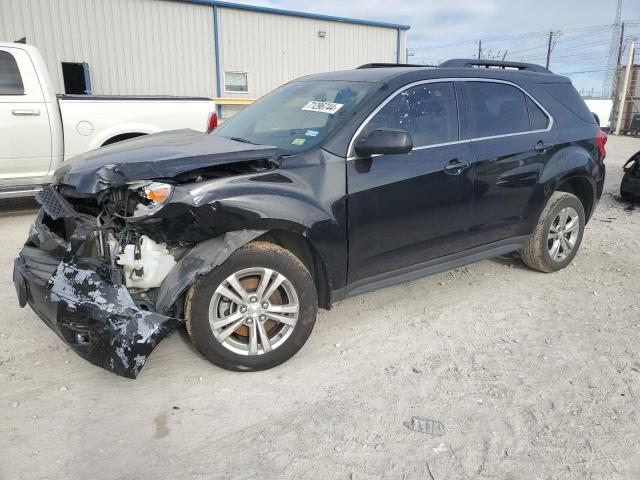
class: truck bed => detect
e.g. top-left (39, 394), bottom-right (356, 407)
top-left (58, 94), bottom-right (211, 101)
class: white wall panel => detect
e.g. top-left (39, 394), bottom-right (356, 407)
top-left (399, 29), bottom-right (408, 63)
top-left (0, 0), bottom-right (216, 96)
top-left (217, 7), bottom-right (401, 100)
top-left (0, 0), bottom-right (407, 106)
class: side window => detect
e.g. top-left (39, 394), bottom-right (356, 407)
top-left (526, 96), bottom-right (550, 130)
top-left (466, 82), bottom-right (530, 138)
top-left (62, 62), bottom-right (92, 95)
top-left (363, 82), bottom-right (458, 148)
top-left (0, 50), bottom-right (25, 95)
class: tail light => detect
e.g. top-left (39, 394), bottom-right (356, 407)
top-left (596, 129), bottom-right (607, 160)
top-left (207, 112), bottom-right (218, 133)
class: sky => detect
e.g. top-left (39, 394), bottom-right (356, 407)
top-left (227, 0), bottom-right (640, 97)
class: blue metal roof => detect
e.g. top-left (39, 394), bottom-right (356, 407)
top-left (182, 0), bottom-right (411, 30)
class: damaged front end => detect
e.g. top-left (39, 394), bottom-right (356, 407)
top-left (13, 187), bottom-right (180, 378)
top-left (14, 133), bottom-right (281, 378)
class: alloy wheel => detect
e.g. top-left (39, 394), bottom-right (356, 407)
top-left (547, 206), bottom-right (580, 262)
top-left (208, 267), bottom-right (299, 355)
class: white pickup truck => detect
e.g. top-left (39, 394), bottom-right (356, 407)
top-left (0, 42), bottom-right (217, 197)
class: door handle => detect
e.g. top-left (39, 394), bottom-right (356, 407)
top-left (12, 109), bottom-right (41, 116)
top-left (534, 140), bottom-right (553, 153)
top-left (444, 158), bottom-right (471, 175)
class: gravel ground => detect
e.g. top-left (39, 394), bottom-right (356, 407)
top-left (1, 136), bottom-right (639, 480)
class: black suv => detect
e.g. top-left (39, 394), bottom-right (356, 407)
top-left (14, 59), bottom-right (606, 378)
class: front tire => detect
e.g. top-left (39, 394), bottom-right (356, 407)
top-left (185, 241), bottom-right (318, 371)
top-left (521, 191), bottom-right (585, 273)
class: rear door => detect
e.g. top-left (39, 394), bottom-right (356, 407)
top-left (347, 81), bottom-right (475, 284)
top-left (0, 47), bottom-right (53, 180)
top-left (461, 80), bottom-right (557, 245)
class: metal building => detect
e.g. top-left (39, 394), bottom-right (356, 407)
top-left (610, 64), bottom-right (640, 133)
top-left (0, 0), bottom-right (410, 118)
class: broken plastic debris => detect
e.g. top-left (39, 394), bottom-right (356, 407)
top-left (403, 417), bottom-right (446, 436)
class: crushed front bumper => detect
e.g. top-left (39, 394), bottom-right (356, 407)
top-left (13, 197), bottom-right (179, 379)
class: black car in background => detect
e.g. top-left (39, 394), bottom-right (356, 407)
top-left (14, 59), bottom-right (606, 378)
top-left (621, 150), bottom-right (640, 199)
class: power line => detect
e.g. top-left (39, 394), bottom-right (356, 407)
top-left (525, 48), bottom-right (611, 61)
top-left (409, 19), bottom-right (640, 97)
top-left (556, 68), bottom-right (617, 75)
top-left (413, 21), bottom-right (640, 51)
top-left (413, 20), bottom-right (640, 53)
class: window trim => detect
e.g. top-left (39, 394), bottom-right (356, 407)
top-left (223, 71), bottom-right (249, 94)
top-left (525, 94), bottom-right (550, 131)
top-left (347, 78), bottom-right (553, 159)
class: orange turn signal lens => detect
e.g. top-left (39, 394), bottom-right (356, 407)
top-left (142, 183), bottom-right (173, 203)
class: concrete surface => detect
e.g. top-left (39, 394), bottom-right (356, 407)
top-left (1, 136), bottom-right (639, 480)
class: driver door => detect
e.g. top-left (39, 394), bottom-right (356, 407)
top-left (346, 81), bottom-right (475, 286)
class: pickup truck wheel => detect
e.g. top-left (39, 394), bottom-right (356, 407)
top-left (185, 241), bottom-right (318, 371)
top-left (101, 132), bottom-right (146, 146)
top-left (520, 191), bottom-right (585, 273)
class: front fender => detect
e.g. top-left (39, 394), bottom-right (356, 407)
top-left (134, 151), bottom-right (348, 303)
top-left (155, 230), bottom-right (265, 314)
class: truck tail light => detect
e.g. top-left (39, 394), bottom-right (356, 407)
top-left (207, 112), bottom-right (218, 133)
top-left (596, 129), bottom-right (607, 160)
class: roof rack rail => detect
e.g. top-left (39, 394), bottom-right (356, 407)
top-left (356, 63), bottom-right (430, 69)
top-left (439, 59), bottom-right (552, 74)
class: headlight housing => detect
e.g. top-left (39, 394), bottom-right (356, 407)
top-left (129, 181), bottom-right (174, 217)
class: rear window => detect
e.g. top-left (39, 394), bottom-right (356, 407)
top-left (538, 82), bottom-right (595, 124)
top-left (527, 96), bottom-right (550, 130)
top-left (0, 50), bottom-right (24, 95)
top-left (466, 82), bottom-right (530, 137)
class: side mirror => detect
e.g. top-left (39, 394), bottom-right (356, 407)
top-left (354, 128), bottom-right (413, 156)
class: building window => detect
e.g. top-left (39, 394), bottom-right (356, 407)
top-left (61, 62), bottom-right (92, 95)
top-left (224, 72), bottom-right (248, 93)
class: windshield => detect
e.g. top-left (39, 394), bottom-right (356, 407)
top-left (213, 80), bottom-right (378, 154)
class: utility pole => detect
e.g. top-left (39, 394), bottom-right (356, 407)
top-left (546, 31), bottom-right (554, 69)
top-left (615, 41), bottom-right (635, 135)
top-left (478, 40), bottom-right (482, 60)
top-left (617, 22), bottom-right (626, 66)
top-left (603, 0), bottom-right (623, 98)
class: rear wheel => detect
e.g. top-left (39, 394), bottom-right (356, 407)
top-left (185, 241), bottom-right (318, 371)
top-left (521, 191), bottom-right (585, 273)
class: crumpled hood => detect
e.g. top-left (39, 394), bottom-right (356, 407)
top-left (53, 129), bottom-right (278, 194)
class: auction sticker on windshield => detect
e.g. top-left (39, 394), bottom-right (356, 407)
top-left (302, 101), bottom-right (344, 114)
